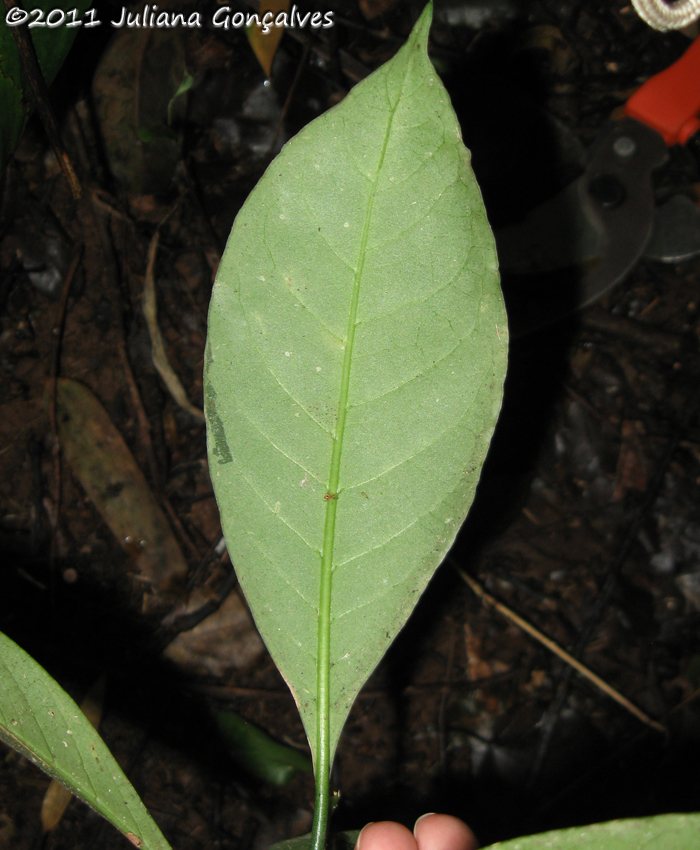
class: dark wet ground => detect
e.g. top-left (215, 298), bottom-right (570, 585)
top-left (1, 1), bottom-right (700, 848)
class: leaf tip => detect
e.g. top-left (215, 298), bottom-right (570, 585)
top-left (413, 1), bottom-right (434, 46)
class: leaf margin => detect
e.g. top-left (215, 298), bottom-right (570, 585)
top-left (484, 813), bottom-right (700, 850)
top-left (0, 631), bottom-right (172, 850)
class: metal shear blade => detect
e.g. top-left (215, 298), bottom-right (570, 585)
top-left (496, 118), bottom-right (669, 335)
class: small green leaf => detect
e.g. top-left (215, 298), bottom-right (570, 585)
top-left (167, 72), bottom-right (194, 126)
top-left (0, 631), bottom-right (173, 850)
top-left (138, 125), bottom-right (178, 143)
top-left (483, 813), bottom-right (700, 849)
top-left (216, 710), bottom-right (312, 786)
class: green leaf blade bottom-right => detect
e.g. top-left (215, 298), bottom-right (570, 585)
top-left (485, 814), bottom-right (700, 850)
top-left (205, 0), bottom-right (507, 779)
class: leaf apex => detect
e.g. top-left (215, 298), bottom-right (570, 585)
top-left (411, 1), bottom-right (434, 49)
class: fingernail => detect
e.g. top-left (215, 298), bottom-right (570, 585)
top-left (413, 814), bottom-right (437, 837)
top-left (355, 823), bottom-right (374, 850)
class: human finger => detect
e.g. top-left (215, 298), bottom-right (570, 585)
top-left (356, 821), bottom-right (418, 850)
top-left (413, 813), bottom-right (479, 850)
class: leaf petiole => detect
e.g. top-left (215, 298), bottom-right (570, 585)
top-left (311, 489), bottom-right (335, 850)
top-left (310, 758), bottom-right (330, 850)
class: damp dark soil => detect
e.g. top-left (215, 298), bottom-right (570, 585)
top-left (1, 1), bottom-right (700, 849)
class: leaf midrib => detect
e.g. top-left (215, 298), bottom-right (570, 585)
top-left (314, 68), bottom-right (408, 782)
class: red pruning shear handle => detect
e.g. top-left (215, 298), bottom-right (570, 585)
top-left (624, 34), bottom-right (700, 152)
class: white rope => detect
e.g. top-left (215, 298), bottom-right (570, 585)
top-left (631, 0), bottom-right (700, 31)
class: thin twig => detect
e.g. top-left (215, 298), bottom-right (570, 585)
top-left (528, 373), bottom-right (700, 776)
top-left (437, 618), bottom-right (456, 773)
top-left (455, 564), bottom-right (667, 734)
top-left (88, 191), bottom-right (166, 489)
top-left (116, 333), bottom-right (161, 490)
top-left (157, 566), bottom-right (238, 649)
top-left (189, 684), bottom-right (292, 699)
top-left (581, 310), bottom-right (685, 355)
top-left (179, 159), bottom-right (224, 257)
top-left (116, 219), bottom-right (201, 562)
top-left (187, 534), bottom-right (225, 591)
top-left (94, 200), bottom-right (162, 488)
top-left (90, 189), bottom-right (132, 223)
top-left (162, 497), bottom-right (200, 563)
top-left (47, 244), bottom-right (83, 568)
top-left (117, 326), bottom-right (200, 567)
top-left (268, 41), bottom-right (311, 157)
top-left (28, 438), bottom-right (44, 552)
top-left (67, 118), bottom-right (199, 584)
top-left (285, 28), bottom-right (370, 85)
top-left (87, 190), bottom-right (194, 565)
top-left (532, 685), bottom-right (700, 822)
top-left (3, 0), bottom-right (81, 199)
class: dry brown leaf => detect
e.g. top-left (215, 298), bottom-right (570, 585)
top-left (247, 0), bottom-right (289, 78)
top-left (55, 378), bottom-right (188, 592)
top-left (164, 590), bottom-right (265, 677)
top-left (143, 230), bottom-right (205, 423)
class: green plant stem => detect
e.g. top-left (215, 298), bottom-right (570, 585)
top-left (311, 493), bottom-right (334, 850)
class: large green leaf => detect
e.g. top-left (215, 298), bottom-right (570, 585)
top-left (205, 0), bottom-right (507, 824)
top-left (484, 813), bottom-right (700, 849)
top-left (0, 631), bottom-right (172, 850)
